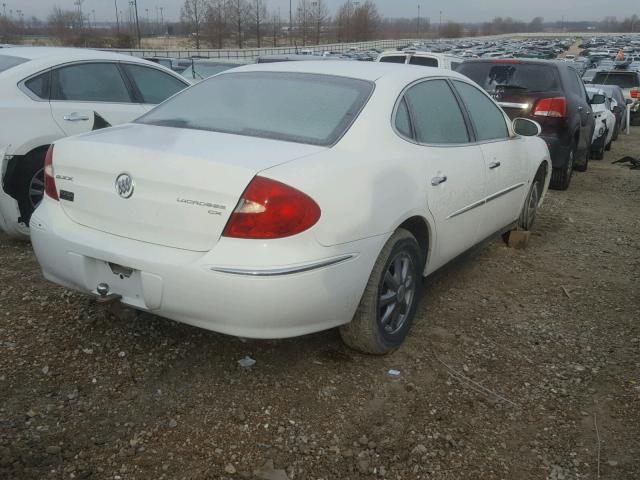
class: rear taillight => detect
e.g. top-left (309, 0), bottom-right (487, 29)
top-left (533, 97), bottom-right (567, 118)
top-left (631, 89), bottom-right (639, 99)
top-left (222, 176), bottom-right (320, 239)
top-left (44, 145), bottom-right (58, 201)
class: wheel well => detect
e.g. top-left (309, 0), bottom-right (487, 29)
top-left (398, 216), bottom-right (430, 269)
top-left (3, 145), bottom-right (50, 196)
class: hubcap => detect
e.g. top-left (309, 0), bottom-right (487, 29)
top-left (526, 182), bottom-right (539, 227)
top-left (29, 167), bottom-right (45, 209)
top-left (379, 252), bottom-right (415, 335)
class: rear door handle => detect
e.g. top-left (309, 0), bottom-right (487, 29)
top-left (489, 161), bottom-right (501, 169)
top-left (431, 175), bottom-right (447, 186)
top-left (63, 113), bottom-right (90, 122)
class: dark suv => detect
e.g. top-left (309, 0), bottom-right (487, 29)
top-left (456, 59), bottom-right (595, 190)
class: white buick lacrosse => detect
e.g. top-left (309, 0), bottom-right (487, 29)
top-left (30, 61), bottom-right (550, 354)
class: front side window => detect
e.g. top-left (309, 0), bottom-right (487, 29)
top-left (403, 79), bottom-right (469, 144)
top-left (452, 80), bottom-right (508, 141)
top-left (137, 72), bottom-right (373, 146)
top-left (51, 63), bottom-right (131, 103)
top-left (122, 64), bottom-right (186, 104)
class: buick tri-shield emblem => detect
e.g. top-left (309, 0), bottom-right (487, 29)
top-left (115, 173), bottom-right (134, 199)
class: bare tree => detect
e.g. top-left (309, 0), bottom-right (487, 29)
top-left (250, 0), bottom-right (267, 48)
top-left (310, 0), bottom-right (328, 45)
top-left (227, 0), bottom-right (250, 48)
top-left (181, 0), bottom-right (208, 49)
top-left (351, 0), bottom-right (380, 41)
top-left (47, 6), bottom-right (80, 43)
top-left (270, 10), bottom-right (280, 46)
top-left (204, 0), bottom-right (228, 49)
top-left (295, 0), bottom-right (312, 46)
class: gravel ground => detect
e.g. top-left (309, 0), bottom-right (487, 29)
top-left (1, 128), bottom-right (639, 480)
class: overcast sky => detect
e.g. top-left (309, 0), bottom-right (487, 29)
top-left (4, 0), bottom-right (638, 23)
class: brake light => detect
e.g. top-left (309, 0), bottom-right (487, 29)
top-left (44, 145), bottom-right (58, 201)
top-left (222, 176), bottom-right (320, 239)
top-left (533, 97), bottom-right (567, 118)
top-left (631, 88), bottom-right (639, 99)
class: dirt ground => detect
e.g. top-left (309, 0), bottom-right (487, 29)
top-left (1, 126), bottom-right (639, 480)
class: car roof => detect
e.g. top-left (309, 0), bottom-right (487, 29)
top-left (0, 46), bottom-right (148, 63)
top-left (225, 60), bottom-right (468, 83)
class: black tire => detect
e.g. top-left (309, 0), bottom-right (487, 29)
top-left (550, 143), bottom-right (575, 190)
top-left (518, 177), bottom-right (541, 231)
top-left (13, 149), bottom-right (47, 225)
top-left (631, 115), bottom-right (640, 127)
top-left (574, 140), bottom-right (589, 173)
top-left (592, 142), bottom-right (604, 160)
top-left (605, 139), bottom-right (612, 151)
top-left (340, 228), bottom-right (422, 355)
top-left (612, 121), bottom-right (620, 141)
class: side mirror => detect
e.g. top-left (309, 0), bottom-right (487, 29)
top-left (512, 118), bottom-right (542, 137)
top-left (626, 99), bottom-right (634, 105)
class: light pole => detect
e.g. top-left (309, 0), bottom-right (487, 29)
top-left (159, 7), bottom-right (164, 34)
top-left (114, 0), bottom-right (120, 34)
top-left (439, 10), bottom-right (442, 38)
top-left (2, 3), bottom-right (6, 18)
top-left (417, 3), bottom-right (420, 39)
top-left (289, 0), bottom-right (293, 46)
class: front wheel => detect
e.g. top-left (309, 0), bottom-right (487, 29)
top-left (340, 229), bottom-right (422, 355)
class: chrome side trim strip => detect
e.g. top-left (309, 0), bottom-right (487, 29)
top-left (447, 199), bottom-right (485, 220)
top-left (209, 254), bottom-right (356, 277)
top-left (486, 182), bottom-right (525, 203)
top-left (498, 102), bottom-right (530, 110)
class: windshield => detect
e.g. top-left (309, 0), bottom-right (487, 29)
top-left (456, 62), bottom-right (560, 93)
top-left (0, 55), bottom-right (28, 73)
top-left (137, 72), bottom-right (374, 146)
top-left (592, 72), bottom-right (640, 89)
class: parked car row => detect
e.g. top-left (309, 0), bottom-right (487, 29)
top-left (0, 38), bottom-right (636, 354)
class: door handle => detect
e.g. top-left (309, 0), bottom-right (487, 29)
top-left (431, 175), bottom-right (447, 186)
top-left (63, 113), bottom-right (90, 122)
top-left (489, 161), bottom-right (501, 169)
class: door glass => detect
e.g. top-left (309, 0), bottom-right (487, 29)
top-left (404, 80), bottom-right (469, 144)
top-left (123, 64), bottom-right (187, 104)
top-left (409, 56), bottom-right (438, 67)
top-left (52, 63), bottom-right (131, 103)
top-left (453, 80), bottom-right (508, 141)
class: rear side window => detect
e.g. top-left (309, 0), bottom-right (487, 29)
top-left (453, 81), bottom-right (508, 141)
top-left (403, 79), bottom-right (469, 144)
top-left (122, 64), bottom-right (186, 104)
top-left (24, 71), bottom-right (50, 99)
top-left (0, 55), bottom-right (28, 73)
top-left (51, 63), bottom-right (131, 103)
top-left (592, 72), bottom-right (640, 88)
top-left (137, 72), bottom-right (373, 146)
top-left (379, 55), bottom-right (407, 64)
top-left (409, 57), bottom-right (438, 67)
top-left (456, 62), bottom-right (560, 94)
top-left (395, 98), bottom-right (413, 138)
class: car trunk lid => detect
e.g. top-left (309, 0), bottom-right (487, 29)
top-left (52, 124), bottom-right (324, 251)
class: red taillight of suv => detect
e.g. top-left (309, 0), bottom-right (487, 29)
top-left (533, 97), bottom-right (567, 118)
top-left (222, 176), bottom-right (321, 239)
top-left (43, 145), bottom-right (59, 201)
top-left (631, 89), bottom-right (639, 99)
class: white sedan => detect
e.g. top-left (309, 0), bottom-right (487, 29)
top-left (31, 62), bottom-right (551, 354)
top-left (0, 47), bottom-right (189, 238)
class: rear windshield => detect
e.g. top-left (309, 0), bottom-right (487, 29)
top-left (592, 72), bottom-right (640, 89)
top-left (456, 62), bottom-right (560, 94)
top-left (137, 72), bottom-right (373, 146)
top-left (0, 55), bottom-right (28, 73)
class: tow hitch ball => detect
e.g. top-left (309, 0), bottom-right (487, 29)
top-left (95, 283), bottom-right (122, 305)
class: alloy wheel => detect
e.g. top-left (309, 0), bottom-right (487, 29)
top-left (378, 252), bottom-right (415, 335)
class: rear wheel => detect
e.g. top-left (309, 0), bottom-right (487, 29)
top-left (612, 121), bottom-right (620, 141)
top-left (550, 143), bottom-right (574, 190)
top-left (592, 140), bottom-right (605, 160)
top-left (518, 177), bottom-right (541, 231)
top-left (340, 229), bottom-right (422, 355)
top-left (13, 150), bottom-right (47, 225)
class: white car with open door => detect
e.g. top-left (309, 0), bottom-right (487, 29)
top-left (586, 86), bottom-right (616, 160)
top-left (0, 47), bottom-right (189, 238)
top-left (30, 62), bottom-right (551, 354)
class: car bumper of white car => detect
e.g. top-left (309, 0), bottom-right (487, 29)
top-left (30, 200), bottom-right (386, 339)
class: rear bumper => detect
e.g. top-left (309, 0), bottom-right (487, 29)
top-left (30, 200), bottom-right (386, 339)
